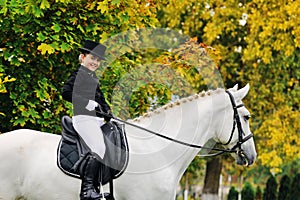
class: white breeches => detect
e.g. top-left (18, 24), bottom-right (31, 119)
top-left (72, 115), bottom-right (106, 161)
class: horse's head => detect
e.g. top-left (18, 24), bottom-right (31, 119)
top-left (214, 84), bottom-right (257, 166)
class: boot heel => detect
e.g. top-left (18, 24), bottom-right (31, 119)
top-left (80, 156), bottom-right (101, 200)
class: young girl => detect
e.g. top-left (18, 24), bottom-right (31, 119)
top-left (62, 40), bottom-right (111, 200)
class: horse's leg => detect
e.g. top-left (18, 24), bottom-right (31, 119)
top-left (115, 170), bottom-right (177, 200)
top-left (0, 130), bottom-right (80, 200)
top-left (0, 169), bottom-right (20, 200)
top-left (20, 132), bottom-right (81, 200)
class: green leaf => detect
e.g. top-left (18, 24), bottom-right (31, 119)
top-left (0, 6), bottom-right (7, 14)
top-left (61, 42), bottom-right (70, 52)
top-left (86, 24), bottom-right (97, 32)
top-left (13, 117), bottom-right (26, 126)
top-left (50, 42), bottom-right (59, 50)
top-left (0, 0), bottom-right (6, 6)
top-left (9, 0), bottom-right (18, 7)
top-left (32, 5), bottom-right (44, 17)
top-left (51, 35), bottom-right (60, 40)
top-left (10, 57), bottom-right (21, 66)
top-left (0, 0), bottom-right (7, 14)
top-left (111, 0), bottom-right (120, 6)
top-left (77, 24), bottom-right (85, 33)
top-left (120, 13), bottom-right (129, 23)
top-left (28, 107), bottom-right (39, 118)
top-left (21, 109), bottom-right (30, 117)
top-left (51, 23), bottom-right (61, 33)
top-left (43, 110), bottom-right (51, 119)
top-left (35, 89), bottom-right (44, 99)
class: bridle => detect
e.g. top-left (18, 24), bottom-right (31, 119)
top-left (223, 90), bottom-right (254, 155)
top-left (97, 90), bottom-right (253, 156)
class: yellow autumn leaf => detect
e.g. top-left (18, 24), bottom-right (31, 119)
top-left (1, 77), bottom-right (7, 83)
top-left (257, 105), bottom-right (300, 173)
top-left (3, 76), bottom-right (16, 83)
top-left (40, 0), bottom-right (50, 9)
top-left (37, 43), bottom-right (55, 55)
top-left (100, 31), bottom-right (110, 43)
top-left (97, 0), bottom-right (109, 14)
top-left (55, 0), bottom-right (71, 3)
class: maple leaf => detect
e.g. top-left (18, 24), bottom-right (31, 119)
top-left (37, 43), bottom-right (55, 55)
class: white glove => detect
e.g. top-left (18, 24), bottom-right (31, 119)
top-left (85, 100), bottom-right (98, 111)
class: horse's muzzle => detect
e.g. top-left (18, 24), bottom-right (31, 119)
top-left (236, 150), bottom-right (256, 166)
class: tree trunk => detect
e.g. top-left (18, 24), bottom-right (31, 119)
top-left (184, 173), bottom-right (189, 200)
top-left (202, 157), bottom-right (223, 200)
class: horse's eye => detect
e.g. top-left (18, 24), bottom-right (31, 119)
top-left (244, 115), bottom-right (251, 121)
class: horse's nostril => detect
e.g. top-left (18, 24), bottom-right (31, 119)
top-left (236, 150), bottom-right (253, 166)
top-left (240, 153), bottom-right (249, 166)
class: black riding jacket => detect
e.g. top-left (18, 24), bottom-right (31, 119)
top-left (62, 65), bottom-right (111, 117)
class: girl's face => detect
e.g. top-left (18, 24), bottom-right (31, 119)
top-left (80, 53), bottom-right (101, 71)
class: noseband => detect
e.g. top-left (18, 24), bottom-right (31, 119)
top-left (96, 90), bottom-right (253, 156)
top-left (223, 90), bottom-right (254, 154)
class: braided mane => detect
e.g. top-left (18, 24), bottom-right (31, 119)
top-left (133, 88), bottom-right (225, 122)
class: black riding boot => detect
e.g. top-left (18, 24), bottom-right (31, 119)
top-left (80, 156), bottom-right (101, 200)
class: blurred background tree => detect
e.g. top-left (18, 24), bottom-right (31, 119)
top-left (263, 175), bottom-right (277, 200)
top-left (158, 1), bottom-right (299, 196)
top-left (288, 173), bottom-right (300, 200)
top-left (255, 186), bottom-right (262, 200)
top-left (278, 174), bottom-right (290, 200)
top-left (241, 182), bottom-right (255, 200)
top-left (228, 186), bottom-right (238, 200)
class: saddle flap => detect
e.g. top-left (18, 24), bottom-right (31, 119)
top-left (61, 116), bottom-right (78, 137)
top-left (58, 116), bottom-right (129, 183)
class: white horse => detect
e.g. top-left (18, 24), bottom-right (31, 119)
top-left (0, 84), bottom-right (256, 200)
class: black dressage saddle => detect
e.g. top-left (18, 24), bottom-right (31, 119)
top-left (57, 116), bottom-right (129, 198)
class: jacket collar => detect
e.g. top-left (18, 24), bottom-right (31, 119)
top-left (78, 65), bottom-right (97, 77)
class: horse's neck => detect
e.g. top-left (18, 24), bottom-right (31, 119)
top-left (126, 90), bottom-right (222, 178)
top-left (130, 92), bottom-right (219, 141)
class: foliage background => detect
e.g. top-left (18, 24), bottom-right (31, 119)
top-left (158, 0), bottom-right (300, 175)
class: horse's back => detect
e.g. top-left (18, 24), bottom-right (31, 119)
top-left (0, 129), bottom-right (80, 200)
top-left (0, 129), bottom-right (60, 160)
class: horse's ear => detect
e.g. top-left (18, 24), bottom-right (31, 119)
top-left (227, 84), bottom-right (239, 92)
top-left (233, 83), bottom-right (250, 100)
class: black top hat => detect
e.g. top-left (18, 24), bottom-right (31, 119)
top-left (78, 40), bottom-right (106, 60)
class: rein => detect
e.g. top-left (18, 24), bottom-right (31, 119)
top-left (97, 90), bottom-right (253, 156)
